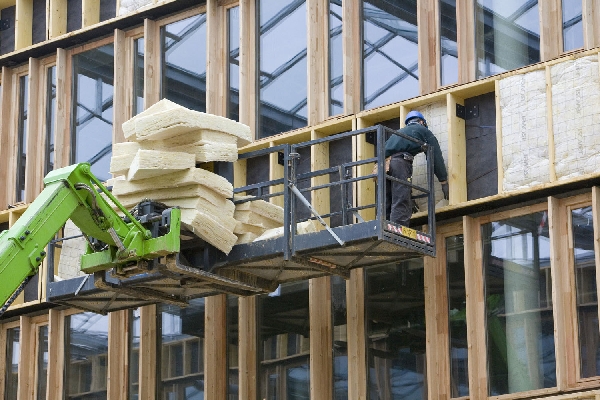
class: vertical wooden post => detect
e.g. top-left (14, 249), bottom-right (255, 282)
top-left (347, 268), bottom-right (366, 399)
top-left (309, 276), bottom-right (332, 400)
top-left (418, 0), bottom-right (437, 95)
top-left (239, 0), bottom-right (257, 138)
top-left (113, 29), bottom-right (128, 144)
top-left (25, 57), bottom-right (43, 201)
top-left (446, 93), bottom-right (466, 204)
top-left (0, 67), bottom-right (15, 209)
top-left (583, 0), bottom-right (600, 49)
top-left (54, 48), bottom-right (71, 169)
top-left (343, 0), bottom-right (361, 114)
top-left (354, 117), bottom-right (375, 221)
top-left (206, 0), bottom-right (227, 116)
top-left (205, 295), bottom-right (228, 399)
top-left (108, 310), bottom-right (129, 399)
top-left (307, 0), bottom-right (328, 125)
top-left (48, 0), bottom-right (67, 39)
top-left (456, 0), bottom-right (475, 84)
top-left (46, 309), bottom-right (64, 400)
top-left (143, 19), bottom-right (160, 109)
top-left (17, 316), bottom-right (32, 400)
top-left (539, 0), bottom-right (563, 61)
top-left (139, 304), bottom-right (157, 400)
top-left (463, 215), bottom-right (488, 398)
top-left (15, 0), bottom-right (33, 50)
top-left (238, 296), bottom-right (257, 400)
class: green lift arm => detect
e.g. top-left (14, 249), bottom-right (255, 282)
top-left (0, 163), bottom-right (181, 312)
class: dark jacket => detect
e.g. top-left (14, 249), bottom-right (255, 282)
top-left (384, 122), bottom-right (448, 182)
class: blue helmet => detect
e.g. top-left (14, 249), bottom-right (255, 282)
top-left (405, 110), bottom-right (426, 125)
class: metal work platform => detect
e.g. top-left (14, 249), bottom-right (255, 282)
top-left (47, 125), bottom-right (437, 313)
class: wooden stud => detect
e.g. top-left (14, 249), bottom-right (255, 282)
top-left (311, 129), bottom-right (330, 225)
top-left (593, 188), bottom-right (600, 350)
top-left (113, 29), bottom-right (128, 144)
top-left (446, 93), bottom-right (466, 204)
top-left (463, 215), bottom-right (488, 398)
top-left (82, 0), bottom-right (100, 28)
top-left (354, 118), bottom-right (375, 221)
top-left (239, 0), bottom-right (256, 137)
top-left (205, 295), bottom-right (227, 399)
top-left (108, 310), bottom-right (128, 399)
top-left (15, 0), bottom-right (33, 50)
top-left (309, 276), bottom-right (332, 400)
top-left (238, 295), bottom-right (257, 400)
top-left (0, 323), bottom-right (4, 399)
top-left (546, 66), bottom-right (557, 182)
top-left (46, 309), bottom-right (64, 400)
top-left (48, 0), bottom-right (67, 39)
top-left (307, 0), bottom-right (327, 125)
top-left (417, 0), bottom-right (437, 95)
top-left (343, 0), bottom-right (361, 114)
top-left (494, 80), bottom-right (503, 194)
top-left (269, 143), bottom-right (284, 208)
top-left (347, 268), bottom-right (366, 400)
top-left (539, 0), bottom-right (563, 61)
top-left (143, 18), bottom-right (160, 109)
top-left (17, 315), bottom-right (32, 400)
top-left (206, 0), bottom-right (227, 116)
top-left (138, 304), bottom-right (157, 400)
top-left (54, 48), bottom-right (71, 169)
top-left (0, 66), bottom-right (15, 209)
top-left (25, 57), bottom-right (42, 202)
top-left (583, 0), bottom-right (600, 50)
top-left (456, 0), bottom-right (475, 84)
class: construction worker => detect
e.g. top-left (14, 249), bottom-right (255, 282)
top-left (384, 110), bottom-right (449, 227)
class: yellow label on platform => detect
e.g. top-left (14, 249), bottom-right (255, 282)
top-left (401, 226), bottom-right (417, 239)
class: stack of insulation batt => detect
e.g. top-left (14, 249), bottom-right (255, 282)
top-left (109, 99), bottom-right (252, 254)
top-left (233, 196), bottom-right (285, 244)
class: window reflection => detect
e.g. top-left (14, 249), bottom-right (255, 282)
top-left (440, 0), bottom-right (458, 86)
top-left (17, 75), bottom-right (28, 202)
top-left (65, 313), bottom-right (109, 398)
top-left (562, 0), bottom-right (583, 51)
top-left (71, 44), bottom-right (114, 182)
top-left (362, 0), bottom-right (419, 110)
top-left (446, 235), bottom-right (468, 397)
top-left (475, 0), bottom-right (540, 78)
top-left (161, 14), bottom-right (207, 112)
top-left (330, 0), bottom-right (343, 115)
top-left (366, 259), bottom-right (427, 399)
top-left (228, 6), bottom-right (240, 122)
top-left (572, 206), bottom-right (600, 378)
top-left (5, 327), bottom-right (19, 399)
top-left (258, 0), bottom-right (308, 138)
top-left (36, 325), bottom-right (49, 400)
top-left (45, 66), bottom-right (56, 175)
top-left (259, 282), bottom-right (310, 399)
top-left (482, 212), bottom-right (556, 395)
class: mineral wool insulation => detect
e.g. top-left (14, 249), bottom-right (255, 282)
top-left (118, 0), bottom-right (155, 16)
top-left (410, 101), bottom-right (448, 210)
top-left (499, 69), bottom-right (549, 191)
top-left (551, 55), bottom-right (600, 181)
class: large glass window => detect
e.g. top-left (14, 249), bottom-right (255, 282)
top-left (36, 325), bottom-right (49, 400)
top-left (17, 75), bottom-right (29, 202)
top-left (45, 66), bottom-right (56, 175)
top-left (475, 0), bottom-right (540, 78)
top-left (562, 0), bottom-right (583, 51)
top-left (133, 38), bottom-right (144, 116)
top-left (71, 44), bottom-right (114, 182)
top-left (447, 235), bottom-right (468, 397)
top-left (482, 211), bottom-right (556, 395)
top-left (5, 327), bottom-right (20, 400)
top-left (362, 0), bottom-right (418, 110)
top-left (129, 308), bottom-right (140, 399)
top-left (259, 282), bottom-right (310, 399)
top-left (258, 0), bottom-right (308, 138)
top-left (159, 298), bottom-right (205, 398)
top-left (572, 206), bottom-right (600, 378)
top-left (329, 0), bottom-right (343, 116)
top-left (161, 14), bottom-right (207, 112)
top-left (332, 275), bottom-right (348, 399)
top-left (440, 0), bottom-right (458, 86)
top-left (366, 259), bottom-right (427, 399)
top-left (228, 6), bottom-right (240, 122)
top-left (65, 313), bottom-right (109, 398)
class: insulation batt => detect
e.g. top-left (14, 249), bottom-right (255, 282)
top-left (118, 0), bottom-right (154, 15)
top-left (127, 149), bottom-right (196, 181)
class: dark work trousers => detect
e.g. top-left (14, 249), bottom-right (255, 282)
top-left (385, 154), bottom-right (413, 227)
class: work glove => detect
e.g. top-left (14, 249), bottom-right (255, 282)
top-left (441, 182), bottom-right (449, 200)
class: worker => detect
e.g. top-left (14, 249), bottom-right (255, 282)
top-left (384, 110), bottom-right (449, 227)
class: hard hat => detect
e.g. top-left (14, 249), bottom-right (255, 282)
top-left (405, 110), bottom-right (426, 125)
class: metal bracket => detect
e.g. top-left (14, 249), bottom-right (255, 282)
top-left (456, 103), bottom-right (479, 120)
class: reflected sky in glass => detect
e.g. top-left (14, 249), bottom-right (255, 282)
top-left (563, 0), bottom-right (583, 51)
top-left (330, 0), bottom-right (343, 116)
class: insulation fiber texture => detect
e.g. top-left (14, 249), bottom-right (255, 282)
top-left (499, 69), bottom-right (549, 191)
top-left (56, 220), bottom-right (87, 279)
top-left (118, 0), bottom-right (154, 15)
top-left (409, 101), bottom-right (448, 210)
top-left (551, 55), bottom-right (600, 180)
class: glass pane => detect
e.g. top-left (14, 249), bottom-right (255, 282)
top-left (133, 38), bottom-right (145, 116)
top-left (440, 0), bottom-right (458, 86)
top-left (159, 298), bottom-right (205, 398)
top-left (362, 0), bottom-right (418, 110)
top-left (17, 75), bottom-right (29, 202)
top-left (330, 0), bottom-right (343, 116)
top-left (36, 325), bottom-right (49, 400)
top-left (366, 259), bottom-right (427, 399)
top-left (483, 211), bottom-right (556, 395)
top-left (228, 296), bottom-right (239, 400)
top-left (65, 313), bottom-right (109, 398)
top-left (259, 282), bottom-right (310, 399)
top-left (161, 14), bottom-right (207, 112)
top-left (5, 327), bottom-right (20, 400)
top-left (258, 0), bottom-right (308, 138)
top-left (129, 308), bottom-right (141, 399)
top-left (45, 66), bottom-right (56, 175)
top-left (562, 0), bottom-right (583, 51)
top-left (447, 235), bottom-right (468, 397)
top-left (228, 6), bottom-right (240, 122)
top-left (72, 44), bottom-right (114, 182)
top-left (572, 206), bottom-right (600, 378)
top-left (332, 275), bottom-right (348, 399)
top-left (475, 0), bottom-right (540, 78)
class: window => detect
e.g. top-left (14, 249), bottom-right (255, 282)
top-left (329, 0), bottom-right (343, 116)
top-left (227, 296), bottom-right (239, 400)
top-left (482, 211), bottom-right (556, 395)
top-left (362, 0), bottom-right (418, 110)
top-left (440, 0), bottom-right (458, 86)
top-left (133, 38), bottom-right (144, 116)
top-left (71, 44), bottom-right (114, 182)
top-left (159, 299), bottom-right (205, 398)
top-left (562, 0), bottom-right (583, 51)
top-left (447, 235), bottom-right (468, 397)
top-left (366, 259), bottom-right (427, 399)
top-left (228, 6), bottom-right (240, 122)
top-left (332, 275), bottom-right (348, 399)
top-left (45, 66), bottom-right (56, 175)
top-left (572, 206), bottom-right (600, 378)
top-left (475, 0), bottom-right (540, 78)
top-left (259, 282), bottom-right (310, 399)
top-left (36, 325), bottom-right (49, 400)
top-left (5, 327), bottom-right (19, 400)
top-left (65, 313), bottom-right (109, 397)
top-left (161, 14), bottom-right (207, 112)
top-left (16, 75), bottom-right (28, 202)
top-left (129, 308), bottom-right (141, 399)
top-left (258, 0), bottom-right (308, 138)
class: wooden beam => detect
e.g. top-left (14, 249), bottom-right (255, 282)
top-left (311, 129), bottom-right (330, 224)
top-left (417, 0), bottom-right (437, 95)
top-left (206, 0), bottom-right (227, 116)
top-left (307, 0), bottom-right (327, 124)
top-left (0, 323), bottom-right (5, 398)
top-left (46, 309), bottom-right (64, 400)
top-left (456, 0), bottom-right (475, 83)
top-left (15, 0), bottom-right (33, 50)
top-left (582, 0), bottom-right (600, 49)
top-left (463, 215), bottom-right (488, 398)
top-left (238, 295), bottom-right (257, 400)
top-left (108, 310), bottom-right (128, 399)
top-left (143, 18), bottom-right (160, 109)
top-left (343, 0), bottom-right (361, 114)
top-left (205, 295), bottom-right (228, 399)
top-left (48, 0), bottom-right (67, 38)
top-left (309, 276), bottom-right (332, 400)
top-left (539, 0), bottom-right (563, 61)
top-left (347, 268), bottom-right (366, 399)
top-left (239, 0), bottom-right (256, 137)
top-left (17, 315), bottom-right (32, 400)
top-left (0, 66), bottom-right (15, 209)
top-left (25, 57), bottom-right (43, 202)
top-left (54, 48), bottom-right (71, 169)
top-left (446, 93), bottom-right (466, 204)
top-left (354, 118), bottom-right (375, 221)
top-left (139, 304), bottom-right (157, 400)
top-left (82, 0), bottom-right (100, 27)
top-left (113, 29), bottom-right (128, 144)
